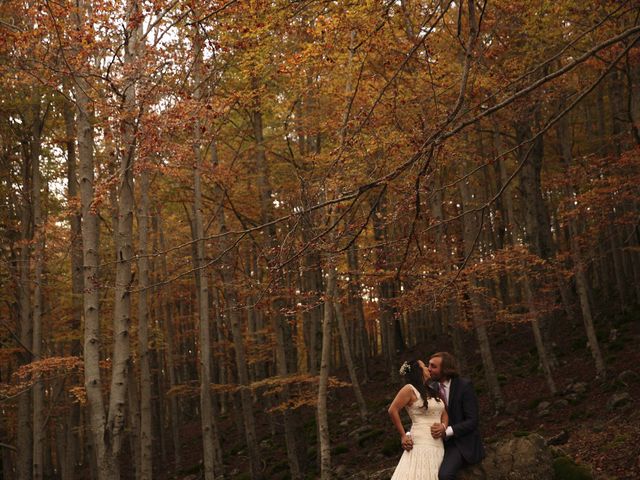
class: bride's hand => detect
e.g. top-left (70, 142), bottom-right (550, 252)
top-left (401, 433), bottom-right (413, 451)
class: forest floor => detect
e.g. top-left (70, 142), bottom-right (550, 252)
top-left (167, 306), bottom-right (640, 480)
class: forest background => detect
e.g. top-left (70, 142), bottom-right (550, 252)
top-left (1, 0), bottom-right (640, 479)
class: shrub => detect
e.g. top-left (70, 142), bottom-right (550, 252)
top-left (552, 456), bottom-right (593, 479)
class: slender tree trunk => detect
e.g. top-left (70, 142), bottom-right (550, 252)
top-left (458, 178), bottom-right (503, 410)
top-left (559, 105), bottom-right (606, 376)
top-left (252, 79), bottom-right (304, 479)
top-left (371, 192), bottom-right (402, 383)
top-left (192, 99), bottom-right (218, 480)
top-left (570, 220), bottom-right (606, 377)
top-left (75, 3), bottom-right (109, 473)
top-left (522, 272), bottom-right (556, 394)
top-left (333, 280), bottom-right (368, 418)
top-left (63, 95), bottom-right (82, 480)
top-left (189, 25), bottom-right (220, 479)
top-left (17, 119), bottom-right (33, 480)
top-left (137, 169), bottom-right (153, 480)
top-left (30, 99), bottom-right (45, 480)
top-left (430, 169), bottom-right (468, 375)
top-left (127, 368), bottom-right (141, 480)
top-left (318, 256), bottom-right (335, 480)
top-left (105, 18), bottom-right (139, 475)
top-left (346, 243), bottom-right (369, 383)
top-left (211, 144), bottom-right (262, 479)
top-left (300, 222), bottom-right (323, 376)
top-left (157, 211), bottom-right (182, 471)
top-left (515, 115), bottom-right (559, 367)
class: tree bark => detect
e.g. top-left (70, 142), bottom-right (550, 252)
top-left (157, 211), bottom-right (182, 471)
top-left (74, 1), bottom-right (109, 473)
top-left (137, 168), bottom-right (153, 480)
top-left (104, 3), bottom-right (141, 470)
top-left (251, 78), bottom-right (304, 478)
top-left (30, 99), bottom-right (45, 480)
top-left (458, 178), bottom-right (504, 410)
top-left (191, 49), bottom-right (219, 480)
top-left (333, 278), bottom-right (368, 418)
top-left (569, 220), bottom-right (606, 377)
top-left (317, 256), bottom-right (335, 480)
top-left (17, 107), bottom-right (33, 480)
top-left (211, 143), bottom-right (262, 478)
top-left (346, 243), bottom-right (369, 383)
top-left (62, 94), bottom-right (82, 480)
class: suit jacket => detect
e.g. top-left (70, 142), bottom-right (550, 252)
top-left (444, 377), bottom-right (485, 464)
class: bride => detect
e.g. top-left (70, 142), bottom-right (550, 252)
top-left (388, 359), bottom-right (447, 480)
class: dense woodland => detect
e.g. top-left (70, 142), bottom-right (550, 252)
top-left (1, 0), bottom-right (640, 479)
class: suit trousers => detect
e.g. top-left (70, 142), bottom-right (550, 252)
top-left (438, 442), bottom-right (468, 480)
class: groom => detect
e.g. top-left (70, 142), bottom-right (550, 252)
top-left (428, 352), bottom-right (484, 480)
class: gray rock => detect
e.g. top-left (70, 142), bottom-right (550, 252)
top-left (607, 392), bottom-right (632, 410)
top-left (340, 419), bottom-right (350, 427)
top-left (334, 464), bottom-right (348, 477)
top-left (459, 434), bottom-right (554, 480)
top-left (564, 393), bottom-right (580, 403)
top-left (537, 409), bottom-right (551, 418)
top-left (553, 399), bottom-right (569, 408)
top-left (537, 401), bottom-right (551, 411)
top-left (618, 370), bottom-right (638, 386)
top-left (496, 418), bottom-right (515, 429)
top-left (572, 382), bottom-right (588, 394)
top-left (546, 429), bottom-right (569, 446)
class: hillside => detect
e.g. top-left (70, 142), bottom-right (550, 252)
top-left (168, 307), bottom-right (640, 480)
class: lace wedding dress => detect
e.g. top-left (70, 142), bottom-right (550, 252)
top-left (391, 385), bottom-right (445, 480)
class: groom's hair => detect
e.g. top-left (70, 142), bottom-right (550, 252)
top-left (430, 352), bottom-right (460, 378)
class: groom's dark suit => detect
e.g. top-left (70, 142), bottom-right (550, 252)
top-left (438, 377), bottom-right (484, 480)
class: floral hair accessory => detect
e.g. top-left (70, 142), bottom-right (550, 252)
top-left (399, 361), bottom-right (411, 376)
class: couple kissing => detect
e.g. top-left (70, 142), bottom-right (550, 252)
top-left (388, 352), bottom-right (484, 480)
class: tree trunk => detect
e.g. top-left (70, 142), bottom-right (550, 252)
top-left (252, 79), bottom-right (304, 479)
top-left (127, 368), bottom-right (141, 480)
top-left (63, 95), bottom-right (82, 480)
top-left (30, 98), bottom-right (45, 480)
top-left (558, 103), bottom-right (606, 376)
top-left (157, 211), bottom-right (182, 471)
top-left (515, 114), bottom-right (559, 367)
top-left (191, 86), bottom-right (219, 480)
top-left (211, 143), bottom-right (262, 478)
top-left (137, 169), bottom-right (153, 480)
top-left (458, 178), bottom-right (503, 410)
top-left (17, 111), bottom-right (33, 480)
top-left (317, 258), bottom-right (335, 480)
top-left (430, 168), bottom-right (468, 375)
top-left (333, 278), bottom-right (368, 418)
top-left (346, 243), bottom-right (369, 383)
top-left (569, 220), bottom-right (606, 377)
top-left (75, 2), bottom-right (109, 473)
top-left (371, 191), bottom-right (402, 383)
top-left (105, 7), bottom-right (140, 470)
top-left (522, 272), bottom-right (556, 394)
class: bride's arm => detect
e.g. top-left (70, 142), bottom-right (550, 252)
top-left (388, 385), bottom-right (414, 448)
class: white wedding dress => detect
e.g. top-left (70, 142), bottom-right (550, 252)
top-left (391, 385), bottom-right (445, 480)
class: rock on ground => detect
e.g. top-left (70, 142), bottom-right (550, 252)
top-left (459, 433), bottom-right (553, 480)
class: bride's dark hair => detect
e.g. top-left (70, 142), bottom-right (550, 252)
top-left (399, 359), bottom-right (441, 409)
